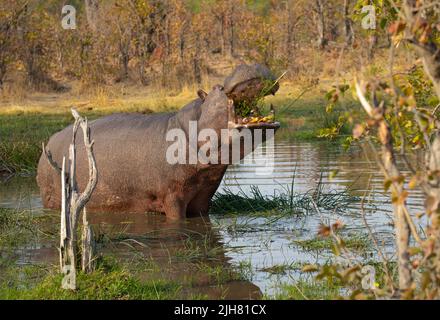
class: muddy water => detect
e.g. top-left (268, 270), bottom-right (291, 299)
top-left (0, 135), bottom-right (426, 297)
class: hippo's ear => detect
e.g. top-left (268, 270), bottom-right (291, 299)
top-left (197, 89), bottom-right (207, 101)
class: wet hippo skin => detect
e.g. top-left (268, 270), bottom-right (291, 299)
top-left (37, 65), bottom-right (279, 220)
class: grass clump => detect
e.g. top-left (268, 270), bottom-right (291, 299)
top-left (272, 278), bottom-right (341, 300)
top-left (0, 208), bottom-right (39, 251)
top-left (210, 182), bottom-right (357, 216)
top-left (260, 262), bottom-right (306, 275)
top-left (294, 234), bottom-right (371, 253)
top-left (196, 262), bottom-right (252, 284)
top-left (211, 186), bottom-right (280, 215)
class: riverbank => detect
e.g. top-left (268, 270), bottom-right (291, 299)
top-left (0, 81), bottom-right (358, 177)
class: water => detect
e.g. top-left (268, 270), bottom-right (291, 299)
top-left (0, 135), bottom-right (426, 297)
top-left (218, 138), bottom-right (427, 294)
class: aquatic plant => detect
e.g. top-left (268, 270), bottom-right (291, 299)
top-left (210, 180), bottom-right (358, 216)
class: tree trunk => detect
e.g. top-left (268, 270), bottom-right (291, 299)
top-left (223, 0), bottom-right (235, 57)
top-left (81, 208), bottom-right (96, 273)
top-left (84, 0), bottom-right (99, 32)
top-left (193, 35), bottom-right (202, 84)
top-left (286, 0), bottom-right (294, 58)
top-left (314, 0), bottom-right (327, 50)
top-left (367, 34), bottom-right (377, 61)
top-left (220, 15), bottom-right (226, 55)
top-left (343, 0), bottom-right (354, 46)
top-left (379, 121), bottom-right (412, 290)
top-left (179, 20), bottom-right (188, 62)
top-left (402, 0), bottom-right (440, 103)
top-left (118, 39), bottom-right (130, 82)
top-left (230, 3), bottom-right (235, 56)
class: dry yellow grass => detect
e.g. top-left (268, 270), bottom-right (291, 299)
top-left (0, 80), bottom-right (314, 116)
top-left (0, 84), bottom-right (201, 115)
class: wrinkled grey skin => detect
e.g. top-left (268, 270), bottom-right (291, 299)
top-left (37, 64), bottom-right (279, 220)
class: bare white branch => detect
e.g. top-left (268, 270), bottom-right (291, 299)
top-left (355, 80), bottom-right (374, 117)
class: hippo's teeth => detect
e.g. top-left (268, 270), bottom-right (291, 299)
top-left (227, 99), bottom-right (236, 123)
top-left (270, 104), bottom-right (275, 116)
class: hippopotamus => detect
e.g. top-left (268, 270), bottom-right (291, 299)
top-left (37, 64), bottom-right (280, 220)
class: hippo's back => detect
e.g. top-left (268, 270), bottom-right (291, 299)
top-left (36, 112), bottom-right (177, 212)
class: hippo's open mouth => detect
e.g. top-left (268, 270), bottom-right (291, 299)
top-left (227, 100), bottom-right (280, 130)
top-left (198, 63), bottom-right (282, 131)
top-left (222, 64), bottom-right (282, 131)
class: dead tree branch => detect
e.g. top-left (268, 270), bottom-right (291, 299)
top-left (45, 108), bottom-right (98, 290)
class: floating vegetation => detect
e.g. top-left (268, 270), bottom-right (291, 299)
top-left (293, 233), bottom-right (372, 253)
top-left (210, 180), bottom-right (358, 217)
top-left (259, 262), bottom-right (306, 275)
top-left (271, 278), bottom-right (342, 300)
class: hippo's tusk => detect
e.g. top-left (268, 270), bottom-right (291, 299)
top-left (227, 99), bottom-right (236, 129)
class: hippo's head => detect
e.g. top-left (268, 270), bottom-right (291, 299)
top-left (196, 64), bottom-right (280, 133)
top-left (197, 85), bottom-right (278, 163)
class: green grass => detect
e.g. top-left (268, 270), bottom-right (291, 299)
top-left (294, 234), bottom-right (371, 253)
top-left (0, 208), bottom-right (46, 253)
top-left (0, 262), bottom-right (181, 300)
top-left (0, 208), bottom-right (174, 300)
top-left (260, 262), bottom-right (306, 275)
top-left (210, 182), bottom-right (358, 217)
top-left (0, 114), bottom-right (73, 175)
top-left (271, 278), bottom-right (342, 300)
top-left (195, 262), bottom-right (252, 284)
top-left (271, 96), bottom-right (356, 142)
